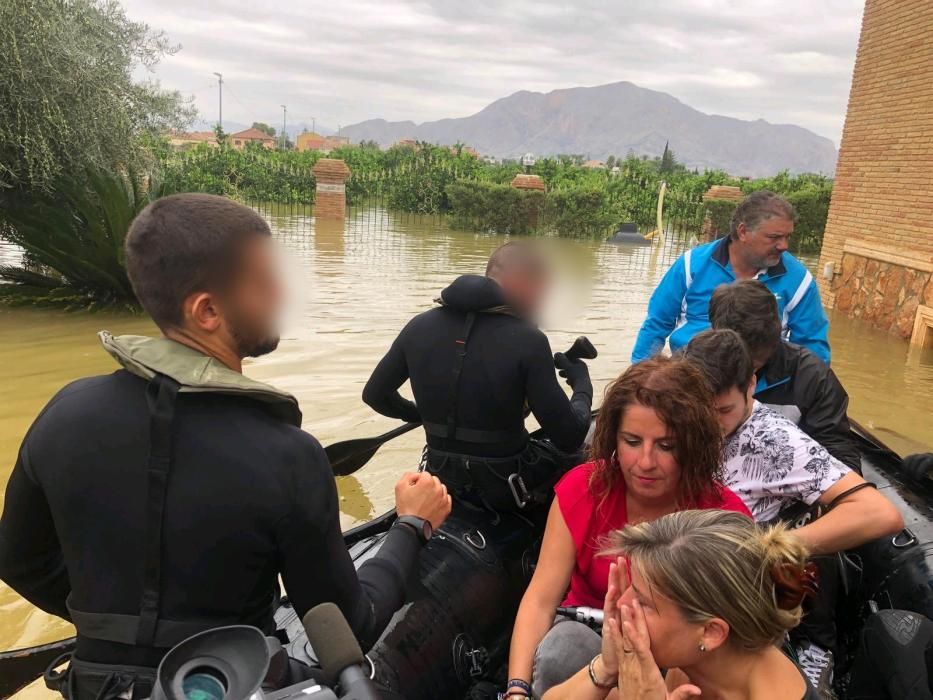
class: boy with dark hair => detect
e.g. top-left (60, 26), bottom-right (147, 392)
top-left (709, 280), bottom-right (859, 469)
top-left (683, 329), bottom-right (903, 693)
top-left (682, 329), bottom-right (899, 540)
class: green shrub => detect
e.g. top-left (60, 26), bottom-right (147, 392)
top-left (544, 188), bottom-right (614, 237)
top-left (446, 180), bottom-right (544, 234)
top-left (704, 199), bottom-right (739, 237)
top-left (786, 185), bottom-right (832, 253)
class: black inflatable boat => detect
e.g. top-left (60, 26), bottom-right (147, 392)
top-left (2, 422), bottom-right (931, 699)
top-left (280, 421), bottom-right (933, 699)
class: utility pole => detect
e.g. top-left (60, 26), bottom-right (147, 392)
top-left (281, 104), bottom-right (287, 149)
top-left (213, 72), bottom-right (223, 129)
top-left (311, 117), bottom-right (315, 134)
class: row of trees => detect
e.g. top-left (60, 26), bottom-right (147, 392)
top-left (160, 139), bottom-right (831, 245)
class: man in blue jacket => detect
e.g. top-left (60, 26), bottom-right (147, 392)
top-left (631, 190), bottom-right (831, 364)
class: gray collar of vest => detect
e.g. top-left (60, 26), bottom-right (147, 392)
top-left (99, 331), bottom-right (302, 427)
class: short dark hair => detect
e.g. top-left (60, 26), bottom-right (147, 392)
top-left (682, 329), bottom-right (754, 395)
top-left (125, 193), bottom-right (271, 328)
top-left (730, 191), bottom-right (795, 239)
top-left (485, 241), bottom-right (546, 279)
top-left (709, 281), bottom-right (782, 363)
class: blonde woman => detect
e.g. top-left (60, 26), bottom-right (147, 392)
top-left (544, 510), bottom-right (820, 700)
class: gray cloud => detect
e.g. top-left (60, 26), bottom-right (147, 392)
top-left (125, 0), bottom-right (863, 143)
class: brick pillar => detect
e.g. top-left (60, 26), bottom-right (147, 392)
top-left (312, 158), bottom-right (351, 219)
top-left (511, 174), bottom-right (546, 228)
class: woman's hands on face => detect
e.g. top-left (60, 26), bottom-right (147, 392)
top-left (610, 592), bottom-right (701, 700)
top-left (600, 557), bottom-right (627, 670)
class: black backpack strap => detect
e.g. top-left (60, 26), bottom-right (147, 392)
top-left (136, 374), bottom-right (181, 647)
top-left (445, 312), bottom-right (476, 440)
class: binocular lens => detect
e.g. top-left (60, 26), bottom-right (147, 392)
top-left (182, 670), bottom-right (227, 700)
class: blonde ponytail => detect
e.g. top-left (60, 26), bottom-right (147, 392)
top-left (605, 510), bottom-right (813, 651)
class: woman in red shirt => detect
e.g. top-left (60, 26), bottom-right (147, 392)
top-left (505, 356), bottom-right (751, 700)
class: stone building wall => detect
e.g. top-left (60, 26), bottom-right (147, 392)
top-left (817, 0), bottom-right (933, 339)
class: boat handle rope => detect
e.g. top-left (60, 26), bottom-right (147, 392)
top-left (465, 530), bottom-right (487, 550)
top-left (893, 528), bottom-right (918, 549)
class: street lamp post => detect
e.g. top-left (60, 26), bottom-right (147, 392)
top-left (281, 104), bottom-right (287, 149)
top-left (213, 72), bottom-right (223, 130)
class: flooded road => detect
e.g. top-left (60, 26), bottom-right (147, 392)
top-left (2, 206), bottom-right (931, 659)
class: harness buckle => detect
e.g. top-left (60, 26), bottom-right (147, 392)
top-left (507, 473), bottom-right (531, 509)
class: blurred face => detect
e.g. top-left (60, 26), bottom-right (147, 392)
top-left (498, 267), bottom-right (550, 319)
top-left (620, 567), bottom-right (708, 669)
top-left (735, 216), bottom-right (793, 270)
top-left (713, 381), bottom-right (755, 437)
top-left (616, 403), bottom-right (681, 505)
top-left (224, 236), bottom-right (283, 358)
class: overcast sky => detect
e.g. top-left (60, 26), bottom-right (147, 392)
top-left (123, 0), bottom-right (865, 144)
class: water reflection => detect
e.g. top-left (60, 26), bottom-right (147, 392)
top-left (0, 212), bottom-right (930, 657)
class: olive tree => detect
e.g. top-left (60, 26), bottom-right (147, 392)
top-left (0, 0), bottom-right (196, 191)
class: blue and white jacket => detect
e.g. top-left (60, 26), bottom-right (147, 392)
top-left (631, 237), bottom-right (831, 364)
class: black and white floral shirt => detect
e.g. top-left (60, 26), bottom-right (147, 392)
top-left (723, 401), bottom-right (850, 523)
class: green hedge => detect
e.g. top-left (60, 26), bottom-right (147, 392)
top-left (544, 187), bottom-right (614, 237)
top-left (446, 180), bottom-right (545, 234)
top-left (786, 185), bottom-right (832, 253)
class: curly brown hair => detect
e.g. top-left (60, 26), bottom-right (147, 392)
top-left (588, 356), bottom-right (724, 507)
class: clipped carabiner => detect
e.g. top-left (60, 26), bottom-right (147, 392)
top-left (508, 473), bottom-right (531, 509)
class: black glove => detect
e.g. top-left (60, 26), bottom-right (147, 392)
top-left (554, 352), bottom-right (591, 391)
top-left (903, 453), bottom-right (933, 482)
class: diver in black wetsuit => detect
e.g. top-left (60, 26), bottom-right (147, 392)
top-left (0, 194), bottom-right (451, 699)
top-left (363, 242), bottom-right (593, 510)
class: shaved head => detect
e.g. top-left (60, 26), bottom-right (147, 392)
top-left (485, 241), bottom-right (547, 281)
top-left (485, 241), bottom-right (550, 318)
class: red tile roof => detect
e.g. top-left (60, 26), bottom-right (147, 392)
top-left (230, 127), bottom-right (276, 141)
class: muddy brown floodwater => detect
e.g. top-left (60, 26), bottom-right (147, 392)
top-left (2, 207), bottom-right (931, 682)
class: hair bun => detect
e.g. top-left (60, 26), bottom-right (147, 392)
top-left (771, 561), bottom-right (820, 610)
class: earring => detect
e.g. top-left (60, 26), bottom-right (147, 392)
top-left (698, 641), bottom-right (707, 652)
top-left (610, 450), bottom-right (619, 466)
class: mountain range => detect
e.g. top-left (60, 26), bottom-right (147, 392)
top-left (341, 81), bottom-right (837, 177)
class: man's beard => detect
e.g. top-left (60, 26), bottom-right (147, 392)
top-left (229, 316), bottom-right (280, 358)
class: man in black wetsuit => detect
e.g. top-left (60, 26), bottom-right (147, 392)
top-left (709, 279), bottom-right (861, 470)
top-left (0, 194), bottom-right (451, 699)
top-left (363, 242), bottom-right (593, 511)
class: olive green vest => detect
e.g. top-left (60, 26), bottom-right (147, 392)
top-left (99, 331), bottom-right (302, 427)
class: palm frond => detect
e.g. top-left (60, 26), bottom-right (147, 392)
top-left (0, 166), bottom-right (162, 309)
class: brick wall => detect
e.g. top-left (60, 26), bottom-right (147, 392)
top-left (817, 0), bottom-right (933, 338)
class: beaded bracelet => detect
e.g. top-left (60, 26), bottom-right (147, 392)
top-left (506, 679), bottom-right (532, 695)
top-left (588, 654), bottom-right (617, 689)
